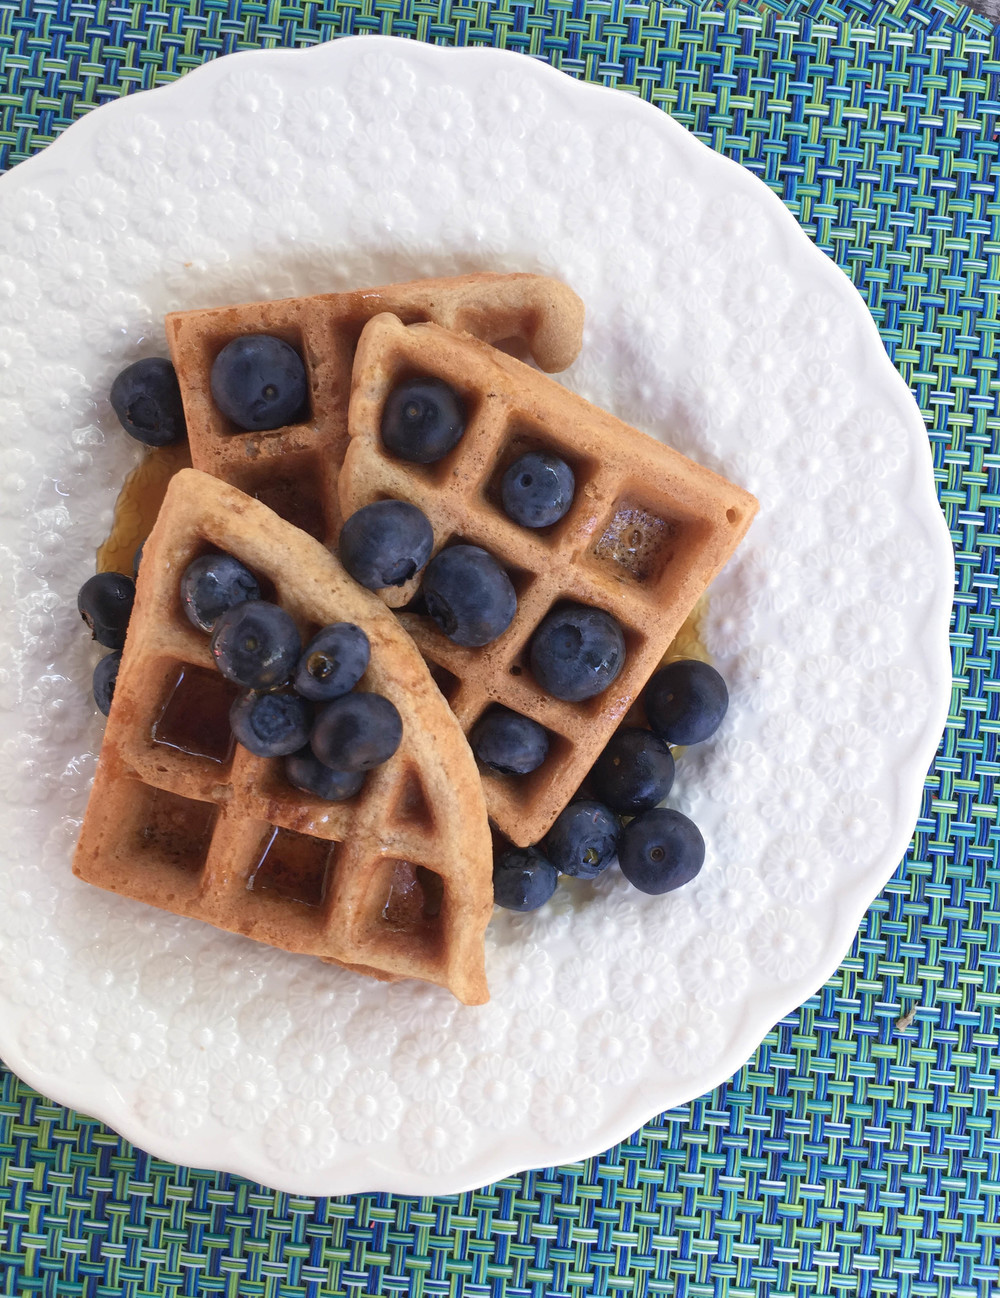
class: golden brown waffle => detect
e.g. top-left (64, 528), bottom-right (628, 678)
top-left (74, 468), bottom-right (494, 1005)
top-left (166, 273), bottom-right (584, 544)
top-left (339, 315), bottom-right (759, 848)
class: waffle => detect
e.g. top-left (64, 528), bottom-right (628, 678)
top-left (73, 468), bottom-right (494, 1005)
top-left (339, 314), bottom-right (759, 848)
top-left (165, 272), bottom-right (584, 545)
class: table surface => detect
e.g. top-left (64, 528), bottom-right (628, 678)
top-left (1, 2), bottom-right (998, 1296)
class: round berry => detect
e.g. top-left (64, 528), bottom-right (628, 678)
top-left (501, 451), bottom-right (575, 528)
top-left (589, 727), bottom-right (675, 815)
top-left (110, 358), bottom-right (186, 447)
top-left (421, 545), bottom-right (517, 647)
top-left (645, 659), bottom-right (728, 746)
top-left (493, 847), bottom-right (558, 911)
top-left (180, 552), bottom-right (260, 633)
top-left (210, 601), bottom-right (300, 690)
top-left (294, 623), bottom-right (370, 702)
top-left (338, 500), bottom-right (434, 591)
top-left (619, 808), bottom-right (705, 894)
top-left (529, 604), bottom-right (625, 702)
top-left (230, 691), bottom-right (312, 758)
top-left (311, 692), bottom-right (402, 772)
top-left (470, 707), bottom-right (549, 776)
top-left (285, 748), bottom-right (366, 802)
top-left (381, 377), bottom-right (466, 463)
top-left (544, 799), bottom-right (620, 879)
top-left (210, 334), bottom-right (307, 432)
top-left (93, 651), bottom-right (121, 716)
top-left (77, 571), bottom-right (136, 651)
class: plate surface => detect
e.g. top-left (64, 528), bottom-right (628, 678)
top-left (0, 37), bottom-right (952, 1194)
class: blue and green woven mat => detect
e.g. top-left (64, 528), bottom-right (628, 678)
top-left (2, 3), bottom-right (999, 1296)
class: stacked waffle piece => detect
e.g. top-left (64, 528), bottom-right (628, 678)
top-left (74, 271), bottom-right (757, 1003)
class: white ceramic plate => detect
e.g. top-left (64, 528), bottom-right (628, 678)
top-left (0, 37), bottom-right (952, 1194)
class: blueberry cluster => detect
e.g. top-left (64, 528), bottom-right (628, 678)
top-left (77, 571), bottom-right (136, 715)
top-left (181, 552), bottom-right (400, 799)
top-left (344, 375), bottom-right (626, 703)
top-left (493, 659), bottom-right (729, 909)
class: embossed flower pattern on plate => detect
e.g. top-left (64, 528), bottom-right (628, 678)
top-left (0, 39), bottom-right (952, 1196)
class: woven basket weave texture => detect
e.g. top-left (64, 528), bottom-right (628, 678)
top-left (1, 3), bottom-right (998, 1296)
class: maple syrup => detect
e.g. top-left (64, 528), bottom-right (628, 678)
top-left (97, 443), bottom-right (192, 575)
top-left (136, 786), bottom-right (217, 873)
top-left (248, 827), bottom-right (333, 907)
top-left (593, 501), bottom-right (677, 584)
top-left (381, 860), bottom-right (443, 932)
top-left (152, 665), bottom-right (239, 764)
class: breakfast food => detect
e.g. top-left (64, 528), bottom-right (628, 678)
top-left (164, 272), bottom-right (585, 544)
top-left (339, 313), bottom-right (759, 847)
top-left (74, 468), bottom-right (494, 1005)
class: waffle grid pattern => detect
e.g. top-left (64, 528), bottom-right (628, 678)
top-left (343, 315), bottom-right (755, 846)
top-left (2, 3), bottom-right (999, 1296)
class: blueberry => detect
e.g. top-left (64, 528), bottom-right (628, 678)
top-left (381, 377), bottom-right (466, 464)
top-left (529, 604), bottom-right (625, 702)
top-left (77, 571), bottom-right (136, 650)
top-left (493, 846), bottom-right (558, 911)
top-left (421, 545), bottom-right (517, 647)
top-left (618, 808), bottom-right (705, 895)
top-left (294, 623), bottom-right (370, 702)
top-left (544, 799), bottom-right (620, 879)
top-left (210, 601), bottom-right (300, 690)
top-left (230, 691), bottom-right (312, 758)
top-left (180, 552), bottom-right (261, 633)
top-left (93, 651), bottom-right (121, 716)
top-left (645, 659), bottom-right (728, 745)
top-left (110, 358), bottom-right (186, 447)
top-left (285, 747), bottom-right (366, 802)
top-left (589, 727), bottom-right (675, 815)
top-left (470, 707), bottom-right (549, 776)
top-left (338, 500), bottom-right (434, 591)
top-left (311, 692), bottom-right (402, 772)
top-left (133, 541), bottom-right (145, 580)
top-left (210, 335), bottom-right (308, 432)
top-left (501, 452), bottom-right (575, 528)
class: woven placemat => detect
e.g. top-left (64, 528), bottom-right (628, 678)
top-left (2, 3), bottom-right (999, 1296)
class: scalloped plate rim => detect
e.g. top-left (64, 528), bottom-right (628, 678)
top-left (0, 35), bottom-right (954, 1195)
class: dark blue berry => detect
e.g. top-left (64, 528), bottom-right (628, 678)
top-left (230, 691), bottom-right (312, 758)
top-left (180, 552), bottom-right (260, 633)
top-left (501, 452), bottom-right (575, 528)
top-left (210, 601), bottom-right (300, 690)
top-left (544, 799), bottom-right (620, 879)
top-left (618, 808), bottom-right (705, 894)
top-left (421, 545), bottom-right (516, 647)
top-left (78, 571), bottom-right (135, 650)
top-left (210, 335), bottom-right (308, 432)
top-left (311, 692), bottom-right (402, 772)
top-left (338, 500), bottom-right (434, 591)
top-left (381, 377), bottom-right (466, 463)
top-left (529, 604), bottom-right (625, 702)
top-left (93, 651), bottom-right (121, 716)
top-left (133, 541), bottom-right (145, 580)
top-left (285, 747), bottom-right (366, 801)
top-left (470, 707), bottom-right (549, 776)
top-left (493, 847), bottom-right (558, 911)
top-left (590, 727), bottom-right (675, 815)
top-left (294, 623), bottom-right (370, 701)
top-left (110, 358), bottom-right (186, 447)
top-left (645, 659), bottom-right (728, 745)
